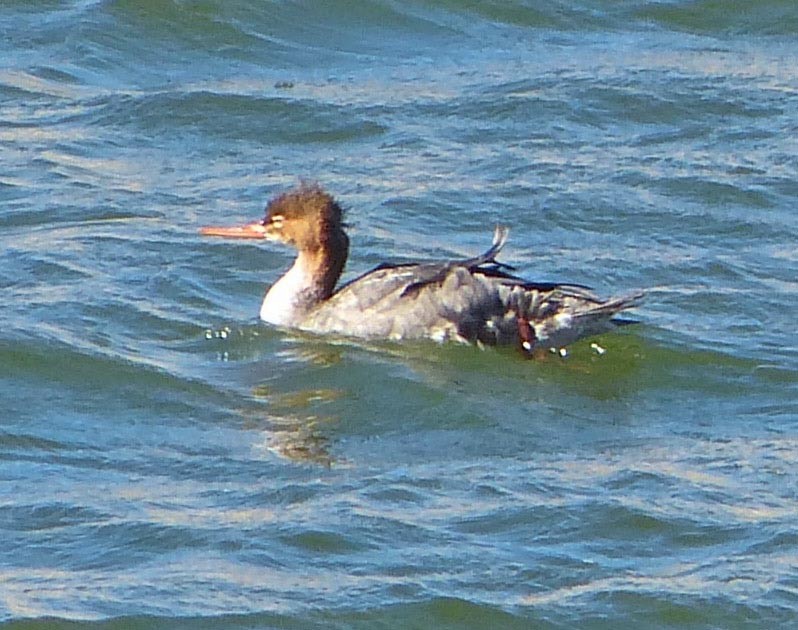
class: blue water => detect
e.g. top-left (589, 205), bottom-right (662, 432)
top-left (2, 1), bottom-right (798, 628)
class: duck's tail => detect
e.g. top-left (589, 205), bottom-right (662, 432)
top-left (587, 290), bottom-right (646, 322)
top-left (512, 287), bottom-right (644, 353)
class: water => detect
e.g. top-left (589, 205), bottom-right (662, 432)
top-left (2, 1), bottom-right (798, 628)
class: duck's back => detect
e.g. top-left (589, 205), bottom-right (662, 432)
top-left (298, 260), bottom-right (511, 342)
top-left (296, 227), bottom-right (643, 348)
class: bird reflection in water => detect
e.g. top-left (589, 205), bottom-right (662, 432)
top-left (248, 382), bottom-right (345, 466)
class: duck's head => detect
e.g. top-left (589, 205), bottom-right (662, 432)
top-left (201, 184), bottom-right (346, 253)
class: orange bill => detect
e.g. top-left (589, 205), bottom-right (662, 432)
top-left (199, 222), bottom-right (267, 239)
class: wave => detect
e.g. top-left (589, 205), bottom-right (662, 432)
top-left (4, 591), bottom-right (796, 629)
top-left (97, 0), bottom-right (798, 48)
top-left (86, 90), bottom-right (386, 145)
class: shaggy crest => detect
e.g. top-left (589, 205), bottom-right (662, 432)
top-left (264, 183), bottom-right (344, 228)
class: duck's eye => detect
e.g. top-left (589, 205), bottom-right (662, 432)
top-left (266, 214), bottom-right (284, 228)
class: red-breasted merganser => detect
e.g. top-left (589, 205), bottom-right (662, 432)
top-left (201, 185), bottom-right (643, 355)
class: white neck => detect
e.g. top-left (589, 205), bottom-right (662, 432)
top-left (260, 253), bottom-right (333, 326)
top-left (259, 229), bottom-right (348, 327)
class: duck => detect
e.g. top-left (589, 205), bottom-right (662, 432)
top-left (200, 184), bottom-right (643, 356)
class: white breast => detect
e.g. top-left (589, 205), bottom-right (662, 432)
top-left (259, 261), bottom-right (310, 326)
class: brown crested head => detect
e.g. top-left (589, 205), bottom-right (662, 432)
top-left (262, 184), bottom-right (346, 251)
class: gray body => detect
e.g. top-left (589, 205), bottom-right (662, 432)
top-left (297, 227), bottom-right (643, 349)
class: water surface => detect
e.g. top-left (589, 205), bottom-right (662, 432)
top-left (2, 1), bottom-right (798, 628)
